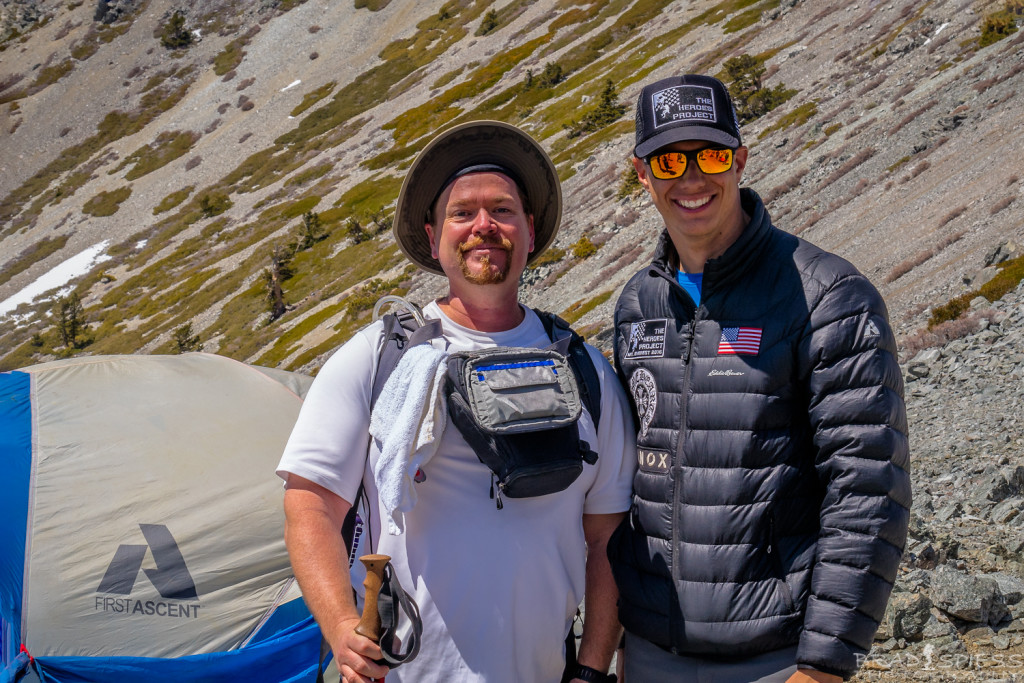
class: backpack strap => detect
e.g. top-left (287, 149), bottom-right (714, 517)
top-left (377, 562), bottom-right (423, 666)
top-left (345, 304), bottom-right (442, 559)
top-left (315, 562), bottom-right (424, 680)
top-left (315, 635), bottom-right (331, 683)
top-left (370, 311), bottom-right (442, 408)
top-left (535, 311), bottom-right (602, 430)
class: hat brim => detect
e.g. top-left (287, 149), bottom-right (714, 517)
top-left (394, 120), bottom-right (562, 276)
top-left (634, 125), bottom-right (741, 158)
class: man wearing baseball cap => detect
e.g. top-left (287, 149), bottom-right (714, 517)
top-left (279, 121), bottom-right (635, 682)
top-left (610, 75), bottom-right (910, 681)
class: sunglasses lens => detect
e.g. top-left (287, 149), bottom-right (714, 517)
top-left (696, 148), bottom-right (733, 173)
top-left (648, 149), bottom-right (734, 179)
top-left (650, 152), bottom-right (687, 180)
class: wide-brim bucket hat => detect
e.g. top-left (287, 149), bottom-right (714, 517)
top-left (393, 120), bottom-right (562, 276)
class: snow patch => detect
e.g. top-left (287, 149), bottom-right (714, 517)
top-left (924, 22), bottom-right (949, 45)
top-left (0, 241), bottom-right (112, 318)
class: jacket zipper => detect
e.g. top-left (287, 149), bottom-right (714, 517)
top-left (647, 261), bottom-right (701, 651)
top-left (670, 316), bottom-right (697, 650)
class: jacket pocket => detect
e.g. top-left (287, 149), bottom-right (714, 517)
top-left (767, 516), bottom-right (795, 613)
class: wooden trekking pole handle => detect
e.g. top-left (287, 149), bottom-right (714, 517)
top-left (354, 554), bottom-right (391, 642)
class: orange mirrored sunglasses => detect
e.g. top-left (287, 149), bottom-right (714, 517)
top-left (645, 148), bottom-right (734, 180)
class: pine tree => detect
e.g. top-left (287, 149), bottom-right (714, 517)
top-left (477, 9), bottom-right (499, 36)
top-left (299, 210), bottom-right (324, 250)
top-left (54, 292), bottom-right (87, 349)
top-left (264, 246), bottom-right (294, 321)
top-left (160, 11), bottom-right (193, 50)
top-left (722, 54), bottom-right (794, 123)
top-left (563, 80), bottom-right (627, 139)
top-left (173, 323), bottom-right (203, 353)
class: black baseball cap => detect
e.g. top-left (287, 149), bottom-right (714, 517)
top-left (394, 121), bottom-right (561, 276)
top-left (633, 75), bottom-right (743, 158)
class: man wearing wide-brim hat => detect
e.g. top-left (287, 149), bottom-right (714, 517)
top-left (279, 121), bottom-right (636, 683)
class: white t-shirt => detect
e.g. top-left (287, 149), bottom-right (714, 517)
top-left (277, 301), bottom-right (636, 683)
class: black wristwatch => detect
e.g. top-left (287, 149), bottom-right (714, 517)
top-left (569, 663), bottom-right (617, 683)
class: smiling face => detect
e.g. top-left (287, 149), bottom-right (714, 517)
top-left (424, 172), bottom-right (535, 288)
top-left (634, 140), bottom-right (749, 268)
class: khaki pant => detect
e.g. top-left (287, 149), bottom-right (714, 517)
top-left (624, 633), bottom-right (799, 683)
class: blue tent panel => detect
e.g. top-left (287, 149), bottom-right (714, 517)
top-left (0, 651), bottom-right (31, 683)
top-left (31, 616), bottom-right (322, 683)
top-left (249, 598), bottom-right (313, 645)
top-left (0, 371), bottom-right (32, 663)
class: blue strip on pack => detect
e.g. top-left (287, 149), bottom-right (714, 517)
top-left (475, 359), bottom-right (556, 382)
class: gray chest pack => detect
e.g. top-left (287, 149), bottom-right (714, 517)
top-left (371, 299), bottom-right (603, 508)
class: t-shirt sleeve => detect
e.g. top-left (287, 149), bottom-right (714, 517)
top-left (275, 325), bottom-right (380, 504)
top-left (581, 345), bottom-right (637, 516)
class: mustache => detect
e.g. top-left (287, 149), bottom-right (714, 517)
top-left (459, 235), bottom-right (513, 253)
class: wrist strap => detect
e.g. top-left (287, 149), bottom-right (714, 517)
top-left (570, 663), bottom-right (616, 683)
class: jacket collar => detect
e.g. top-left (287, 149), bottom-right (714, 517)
top-left (650, 188), bottom-right (774, 292)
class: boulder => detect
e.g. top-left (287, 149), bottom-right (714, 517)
top-left (929, 565), bottom-right (1009, 625)
top-left (969, 465), bottom-right (1023, 506)
top-left (991, 498), bottom-right (1022, 524)
top-left (989, 573), bottom-right (1024, 604)
top-left (884, 592), bottom-right (933, 641)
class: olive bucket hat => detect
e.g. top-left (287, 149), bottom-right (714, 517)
top-left (393, 120), bottom-right (562, 276)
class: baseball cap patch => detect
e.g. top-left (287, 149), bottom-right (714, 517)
top-left (652, 85), bottom-right (717, 128)
top-left (633, 74), bottom-right (742, 157)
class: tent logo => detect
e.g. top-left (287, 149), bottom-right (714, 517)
top-left (95, 524), bottom-right (202, 619)
top-left (98, 524), bottom-right (198, 599)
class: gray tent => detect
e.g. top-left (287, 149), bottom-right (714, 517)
top-left (1, 354), bottom-right (325, 682)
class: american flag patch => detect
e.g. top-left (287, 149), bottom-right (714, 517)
top-left (717, 327), bottom-right (762, 355)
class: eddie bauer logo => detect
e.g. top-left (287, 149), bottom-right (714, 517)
top-left (709, 369), bottom-right (745, 377)
top-left (95, 523), bottom-right (201, 619)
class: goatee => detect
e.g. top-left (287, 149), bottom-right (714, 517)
top-left (457, 236), bottom-right (514, 284)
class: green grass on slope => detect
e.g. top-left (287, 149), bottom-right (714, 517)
top-left (274, 0), bottom-right (483, 153)
top-left (0, 79), bottom-right (195, 236)
top-left (212, 240), bottom-right (404, 365)
top-left (355, 0), bottom-right (394, 10)
top-left (382, 34), bottom-right (550, 149)
top-left (560, 290), bottom-right (614, 325)
top-left (153, 186), bottom-right (195, 215)
top-left (82, 186), bottom-right (132, 217)
top-left (929, 254), bottom-right (1024, 328)
top-left (115, 130), bottom-right (200, 181)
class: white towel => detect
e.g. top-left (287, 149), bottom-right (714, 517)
top-left (369, 343), bottom-right (448, 535)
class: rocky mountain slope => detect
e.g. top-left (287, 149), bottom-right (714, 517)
top-left (866, 282), bottom-right (1024, 681)
top-left (1, 1), bottom-right (1024, 678)
top-left (1, 0), bottom-right (1022, 370)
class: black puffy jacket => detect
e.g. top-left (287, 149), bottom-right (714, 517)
top-left (611, 189), bottom-right (910, 679)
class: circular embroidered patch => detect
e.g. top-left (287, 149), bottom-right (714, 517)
top-left (629, 368), bottom-right (657, 440)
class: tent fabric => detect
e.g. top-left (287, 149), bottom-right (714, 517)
top-left (26, 616), bottom-right (322, 683)
top-left (0, 651), bottom-right (32, 683)
top-left (0, 371), bottom-right (31, 660)
top-left (0, 354), bottom-right (321, 682)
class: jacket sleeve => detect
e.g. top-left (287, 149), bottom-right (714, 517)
top-left (795, 271), bottom-right (911, 679)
